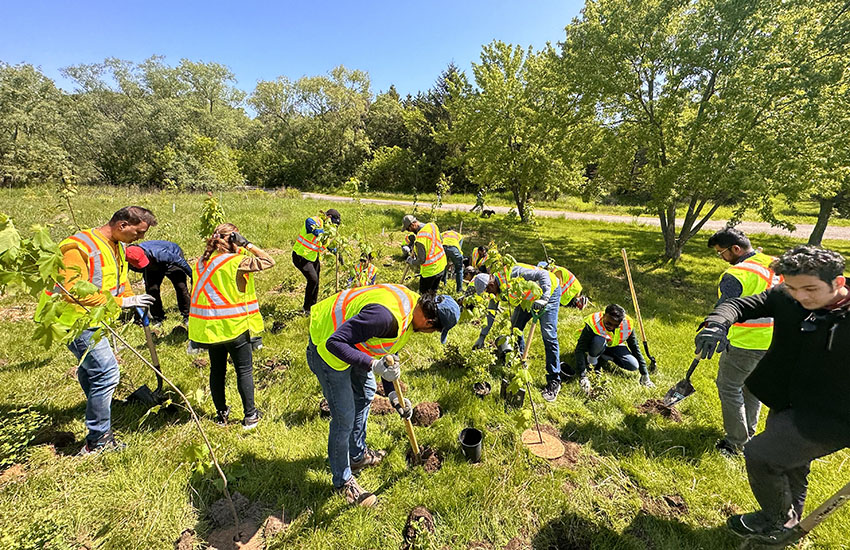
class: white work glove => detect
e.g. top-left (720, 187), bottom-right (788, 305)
top-left (371, 354), bottom-right (401, 382)
top-left (579, 376), bottom-right (592, 395)
top-left (472, 336), bottom-right (485, 350)
top-left (531, 299), bottom-right (548, 313)
top-left (122, 294), bottom-right (155, 309)
top-left (405, 255), bottom-right (417, 265)
top-left (639, 374), bottom-right (655, 388)
top-left (388, 391), bottom-right (413, 419)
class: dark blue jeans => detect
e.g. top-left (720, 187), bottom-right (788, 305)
top-left (307, 340), bottom-right (376, 487)
top-left (68, 328), bottom-right (120, 444)
top-left (512, 286), bottom-right (562, 383)
top-left (442, 246), bottom-right (464, 292)
top-left (587, 335), bottom-right (647, 375)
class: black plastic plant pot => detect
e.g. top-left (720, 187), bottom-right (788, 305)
top-left (459, 427), bottom-right (483, 463)
top-left (473, 381), bottom-right (491, 398)
top-left (500, 378), bottom-right (526, 409)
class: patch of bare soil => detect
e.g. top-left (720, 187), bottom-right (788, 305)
top-left (468, 541), bottom-right (493, 549)
top-left (720, 502), bottom-right (742, 516)
top-left (0, 464), bottom-right (26, 487)
top-left (205, 493), bottom-right (287, 550)
top-left (412, 402), bottom-right (441, 427)
top-left (174, 529), bottom-right (195, 550)
top-left (318, 399), bottom-right (331, 418)
top-left (403, 506), bottom-right (436, 550)
top-left (640, 492), bottom-right (689, 519)
top-left (259, 357), bottom-right (288, 372)
top-left (407, 446), bottom-right (443, 473)
top-left (637, 399), bottom-right (683, 422)
top-left (263, 248), bottom-right (289, 256)
top-left (0, 304), bottom-right (33, 323)
top-left (66, 365), bottom-right (78, 378)
top-left (503, 536), bottom-right (531, 550)
top-left (473, 382), bottom-right (491, 398)
top-left (370, 396), bottom-right (393, 415)
top-left (537, 424), bottom-right (582, 468)
top-left (375, 380), bottom-right (407, 397)
top-left (192, 358), bottom-right (209, 369)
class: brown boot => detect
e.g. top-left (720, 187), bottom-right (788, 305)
top-left (336, 476), bottom-right (377, 507)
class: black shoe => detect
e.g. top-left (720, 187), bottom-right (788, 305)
top-left (727, 512), bottom-right (782, 539)
top-left (78, 430), bottom-right (126, 456)
top-left (242, 409), bottom-right (263, 430)
top-left (541, 380), bottom-right (561, 402)
top-left (214, 406), bottom-right (230, 426)
top-left (715, 439), bottom-right (742, 457)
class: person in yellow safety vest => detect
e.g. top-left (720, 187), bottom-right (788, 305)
top-left (292, 209), bottom-right (341, 314)
top-left (698, 227), bottom-right (780, 456)
top-left (307, 287), bottom-right (460, 507)
top-left (470, 262), bottom-right (564, 402)
top-left (189, 223), bottom-right (275, 430)
top-left (572, 304), bottom-right (654, 395)
top-left (440, 228), bottom-right (464, 292)
top-left (470, 246), bottom-right (489, 274)
top-left (401, 214), bottom-right (447, 294)
top-left (350, 253), bottom-right (378, 288)
top-left (537, 260), bottom-right (588, 310)
top-left (34, 206), bottom-right (158, 455)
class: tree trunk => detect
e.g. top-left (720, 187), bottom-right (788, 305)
top-left (659, 204), bottom-right (681, 262)
top-left (808, 197), bottom-right (835, 246)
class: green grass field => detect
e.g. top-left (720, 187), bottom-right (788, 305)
top-left (0, 185), bottom-right (848, 549)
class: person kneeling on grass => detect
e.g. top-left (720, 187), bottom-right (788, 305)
top-left (695, 246), bottom-right (850, 544)
top-left (189, 224), bottom-right (275, 430)
top-left (572, 304), bottom-right (654, 394)
top-left (307, 285), bottom-right (460, 507)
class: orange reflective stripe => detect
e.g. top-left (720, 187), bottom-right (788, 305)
top-left (732, 261), bottom-right (774, 286)
top-left (592, 312), bottom-right (608, 339)
top-left (297, 235), bottom-right (325, 253)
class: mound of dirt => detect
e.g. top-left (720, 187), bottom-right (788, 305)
top-left (371, 396), bottom-right (394, 415)
top-left (407, 446), bottom-right (443, 472)
top-left (403, 506), bottom-right (435, 550)
top-left (0, 464), bottom-right (26, 487)
top-left (468, 541), bottom-right (494, 549)
top-left (376, 380), bottom-right (407, 397)
top-left (473, 381), bottom-right (491, 398)
top-left (504, 536), bottom-right (531, 550)
top-left (205, 495), bottom-right (286, 550)
top-left (637, 399), bottom-right (683, 422)
top-left (412, 402), bottom-right (441, 427)
top-left (174, 529), bottom-right (195, 550)
top-left (640, 492), bottom-right (689, 519)
top-left (318, 399), bottom-right (331, 418)
top-left (260, 358), bottom-right (288, 372)
top-left (192, 358), bottom-right (209, 369)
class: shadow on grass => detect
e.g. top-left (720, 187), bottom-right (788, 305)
top-left (0, 357), bottom-right (51, 373)
top-left (531, 510), bottom-right (736, 549)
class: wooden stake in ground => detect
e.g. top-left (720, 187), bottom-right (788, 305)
top-left (386, 355), bottom-right (420, 458)
top-left (621, 248), bottom-right (657, 372)
top-left (335, 252), bottom-right (340, 292)
top-left (400, 263), bottom-right (410, 284)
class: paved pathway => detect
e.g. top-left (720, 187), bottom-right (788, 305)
top-left (302, 192), bottom-right (848, 241)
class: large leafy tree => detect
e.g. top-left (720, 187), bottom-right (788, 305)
top-left (446, 41), bottom-right (594, 222)
top-left (564, 0), bottom-right (841, 260)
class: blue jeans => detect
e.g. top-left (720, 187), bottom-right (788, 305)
top-left (442, 246), bottom-right (464, 292)
top-left (512, 286), bottom-right (562, 383)
top-left (67, 328), bottom-right (120, 444)
top-left (587, 335), bottom-right (647, 375)
top-left (307, 340), bottom-right (377, 487)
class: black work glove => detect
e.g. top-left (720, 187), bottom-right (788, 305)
top-left (388, 391), bottom-right (413, 419)
top-left (694, 323), bottom-right (729, 359)
top-left (230, 232), bottom-right (250, 248)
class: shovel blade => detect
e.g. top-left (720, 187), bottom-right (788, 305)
top-left (127, 385), bottom-right (160, 405)
top-left (662, 380), bottom-right (695, 407)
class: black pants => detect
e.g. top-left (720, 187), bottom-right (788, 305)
top-left (144, 263), bottom-right (191, 321)
top-left (292, 251), bottom-right (321, 312)
top-left (208, 331), bottom-right (256, 417)
top-left (419, 269), bottom-right (445, 294)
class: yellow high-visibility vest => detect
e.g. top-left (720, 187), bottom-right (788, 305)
top-left (551, 265), bottom-right (583, 306)
top-left (584, 312), bottom-right (633, 347)
top-left (293, 216), bottom-right (325, 262)
top-left (720, 252), bottom-right (779, 350)
top-left (353, 262), bottom-right (377, 288)
top-left (416, 222), bottom-right (447, 278)
top-left (188, 250), bottom-right (264, 344)
top-left (442, 230), bottom-right (462, 249)
top-left (35, 229), bottom-right (130, 326)
top-left (471, 248), bottom-right (487, 269)
top-left (309, 284), bottom-right (419, 371)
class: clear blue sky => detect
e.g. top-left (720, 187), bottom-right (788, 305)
top-left (3, 0), bottom-right (584, 98)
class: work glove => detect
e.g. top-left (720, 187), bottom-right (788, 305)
top-left (472, 336), bottom-right (486, 350)
top-left (406, 255), bottom-right (417, 265)
top-left (387, 391), bottom-right (413, 419)
top-left (639, 374), bottom-right (655, 388)
top-left (122, 294), bottom-right (155, 309)
top-left (694, 323), bottom-right (729, 360)
top-left (532, 299), bottom-right (548, 313)
top-left (579, 375), bottom-right (592, 395)
top-left (371, 354), bottom-right (401, 382)
top-left (229, 232), bottom-right (250, 248)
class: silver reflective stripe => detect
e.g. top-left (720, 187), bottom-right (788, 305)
top-left (192, 254), bottom-right (236, 304)
top-left (332, 284), bottom-right (413, 331)
top-left (73, 232), bottom-right (103, 288)
top-left (737, 317), bottom-right (773, 326)
top-left (190, 301), bottom-right (259, 318)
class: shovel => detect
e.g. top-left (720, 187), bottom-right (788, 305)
top-left (662, 355), bottom-right (700, 408)
top-left (126, 307), bottom-right (165, 406)
top-left (385, 355), bottom-right (420, 458)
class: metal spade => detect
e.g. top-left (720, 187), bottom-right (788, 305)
top-left (662, 355), bottom-right (700, 407)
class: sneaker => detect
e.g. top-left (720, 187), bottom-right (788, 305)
top-left (214, 406), bottom-right (231, 426)
top-left (350, 448), bottom-right (387, 473)
top-left (727, 512), bottom-right (781, 539)
top-left (541, 380), bottom-right (561, 402)
top-left (639, 374), bottom-right (655, 388)
top-left (335, 476), bottom-right (377, 507)
top-left (78, 431), bottom-right (126, 456)
top-left (242, 409), bottom-right (263, 430)
top-left (579, 376), bottom-right (592, 395)
top-left (716, 439), bottom-right (742, 457)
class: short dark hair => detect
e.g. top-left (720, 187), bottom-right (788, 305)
top-left (604, 303), bottom-right (626, 323)
top-left (109, 206), bottom-right (157, 227)
top-left (772, 246), bottom-right (845, 284)
top-left (418, 291), bottom-right (441, 329)
top-left (707, 227), bottom-right (750, 249)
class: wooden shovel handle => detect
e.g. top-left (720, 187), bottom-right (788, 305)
top-left (521, 321), bottom-right (537, 363)
top-left (385, 355), bottom-right (420, 456)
